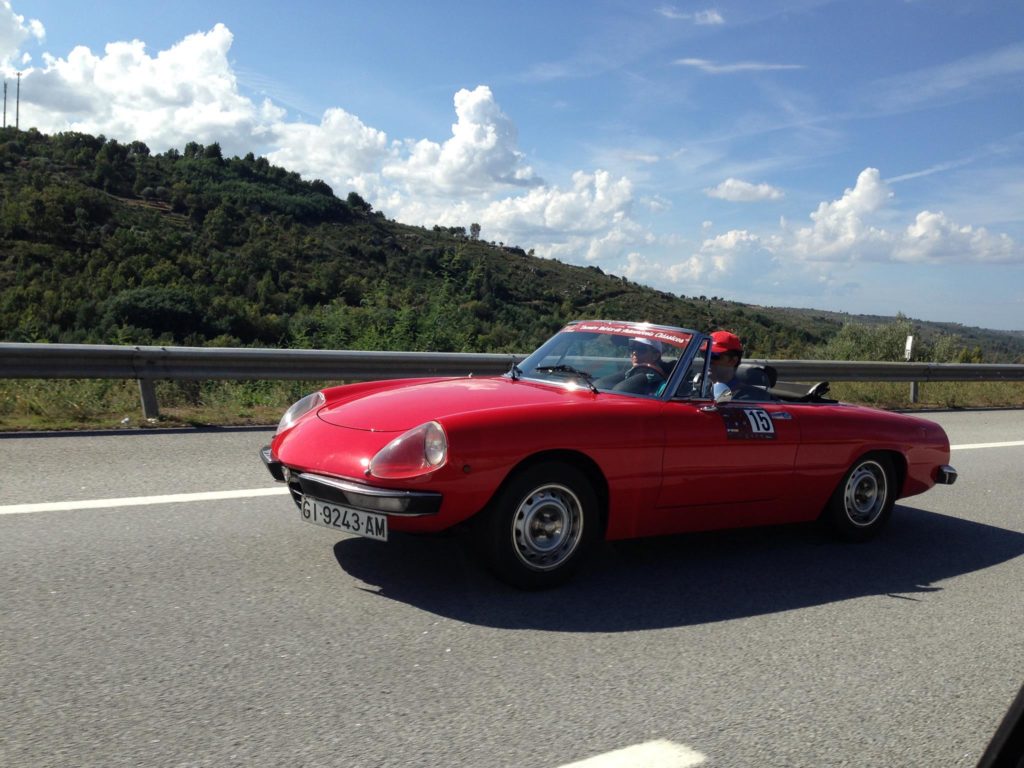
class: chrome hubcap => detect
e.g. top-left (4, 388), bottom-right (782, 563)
top-left (844, 461), bottom-right (887, 526)
top-left (511, 483), bottom-right (584, 571)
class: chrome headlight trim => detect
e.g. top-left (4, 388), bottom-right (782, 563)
top-left (276, 391), bottom-right (325, 435)
top-left (368, 421), bottom-right (448, 479)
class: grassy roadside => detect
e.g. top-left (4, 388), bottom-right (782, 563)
top-left (0, 379), bottom-right (328, 431)
top-left (2, 378), bottom-right (1022, 432)
top-left (828, 381), bottom-right (1024, 410)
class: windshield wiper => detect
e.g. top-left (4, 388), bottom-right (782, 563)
top-left (534, 365), bottom-right (598, 393)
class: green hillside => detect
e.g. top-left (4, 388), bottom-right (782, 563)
top-left (2, 127), bottom-right (1021, 363)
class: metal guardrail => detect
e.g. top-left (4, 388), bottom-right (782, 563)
top-left (744, 359), bottom-right (1024, 383)
top-left (2, 342), bottom-right (1023, 419)
top-left (0, 343), bottom-right (523, 418)
top-left (0, 343), bottom-right (520, 381)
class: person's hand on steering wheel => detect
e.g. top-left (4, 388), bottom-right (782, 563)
top-left (626, 362), bottom-right (666, 380)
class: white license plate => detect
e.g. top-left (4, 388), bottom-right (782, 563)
top-left (299, 495), bottom-right (388, 541)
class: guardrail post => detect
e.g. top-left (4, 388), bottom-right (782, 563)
top-left (909, 381), bottom-right (919, 404)
top-left (138, 379), bottom-right (160, 419)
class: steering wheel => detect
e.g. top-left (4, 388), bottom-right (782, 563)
top-left (626, 363), bottom-right (666, 381)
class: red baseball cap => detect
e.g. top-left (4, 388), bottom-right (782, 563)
top-left (710, 331), bottom-right (742, 356)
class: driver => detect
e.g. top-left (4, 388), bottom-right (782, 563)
top-left (628, 337), bottom-right (666, 376)
top-left (610, 337), bottom-right (668, 394)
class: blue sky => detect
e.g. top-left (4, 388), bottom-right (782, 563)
top-left (3, 0), bottom-right (1023, 330)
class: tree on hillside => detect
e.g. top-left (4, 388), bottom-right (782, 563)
top-left (816, 316), bottom-right (916, 361)
top-left (346, 191), bottom-right (373, 215)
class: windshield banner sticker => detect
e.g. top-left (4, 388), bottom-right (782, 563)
top-left (722, 407), bottom-right (777, 440)
top-left (567, 322), bottom-right (692, 349)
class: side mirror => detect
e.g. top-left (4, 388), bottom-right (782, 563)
top-left (713, 382), bottom-right (732, 402)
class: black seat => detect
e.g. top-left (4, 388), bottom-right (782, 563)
top-left (735, 364), bottom-right (777, 387)
top-left (729, 364), bottom-right (778, 401)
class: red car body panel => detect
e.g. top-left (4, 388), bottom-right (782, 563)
top-left (269, 369), bottom-right (952, 540)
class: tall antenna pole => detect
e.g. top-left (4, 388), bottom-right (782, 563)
top-left (3, 80), bottom-right (6, 128)
top-left (16, 72), bottom-right (21, 130)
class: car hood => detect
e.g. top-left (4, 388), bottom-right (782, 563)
top-left (317, 376), bottom-right (588, 432)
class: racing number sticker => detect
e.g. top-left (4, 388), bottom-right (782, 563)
top-left (721, 407), bottom-right (776, 440)
top-left (744, 408), bottom-right (774, 435)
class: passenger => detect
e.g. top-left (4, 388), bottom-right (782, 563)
top-left (706, 329), bottom-right (774, 401)
top-left (709, 330), bottom-right (743, 391)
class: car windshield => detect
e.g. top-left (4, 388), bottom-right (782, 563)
top-left (514, 320), bottom-right (695, 397)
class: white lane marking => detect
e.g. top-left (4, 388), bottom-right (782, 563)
top-left (558, 740), bottom-right (706, 768)
top-left (0, 487), bottom-right (290, 516)
top-left (951, 440), bottom-right (1024, 450)
top-left (1, 438), bottom-right (1019, 516)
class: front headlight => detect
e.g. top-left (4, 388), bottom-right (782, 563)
top-left (369, 421), bottom-right (448, 479)
top-left (276, 391), bottom-right (325, 435)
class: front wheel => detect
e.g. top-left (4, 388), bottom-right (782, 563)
top-left (477, 462), bottom-right (600, 589)
top-left (823, 454), bottom-right (895, 541)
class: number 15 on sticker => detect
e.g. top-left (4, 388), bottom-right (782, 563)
top-left (744, 409), bottom-right (774, 434)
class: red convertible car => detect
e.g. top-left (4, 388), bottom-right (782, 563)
top-left (261, 320), bottom-right (957, 588)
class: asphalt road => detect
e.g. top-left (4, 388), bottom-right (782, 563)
top-left (2, 410), bottom-right (1023, 767)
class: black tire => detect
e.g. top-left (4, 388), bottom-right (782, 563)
top-left (477, 462), bottom-right (600, 589)
top-left (823, 454), bottom-right (896, 541)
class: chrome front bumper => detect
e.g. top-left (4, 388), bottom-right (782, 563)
top-left (260, 445), bottom-right (286, 481)
top-left (260, 446), bottom-right (442, 516)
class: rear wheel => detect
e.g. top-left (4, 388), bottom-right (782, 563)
top-left (824, 454), bottom-right (895, 541)
top-left (478, 462), bottom-right (599, 589)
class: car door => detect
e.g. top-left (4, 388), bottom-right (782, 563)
top-left (648, 389), bottom-right (802, 536)
top-left (660, 399), bottom-right (800, 502)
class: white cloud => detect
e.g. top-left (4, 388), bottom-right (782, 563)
top-left (775, 167), bottom-right (1021, 264)
top-left (694, 10), bottom-right (725, 25)
top-left (656, 6), bottom-right (724, 24)
top-left (19, 25), bottom-right (263, 155)
top-left (0, 1), bottom-right (43, 69)
top-left (623, 251), bottom-right (655, 280)
top-left (784, 167), bottom-right (894, 261)
top-left (656, 6), bottom-right (689, 20)
top-left (668, 230), bottom-right (767, 283)
top-left (621, 151), bottom-right (660, 164)
top-left (641, 194), bottom-right (672, 213)
top-left (295, 87), bottom-right (646, 270)
top-left (378, 168), bottom-right (645, 273)
top-left (895, 210), bottom-right (1018, 263)
top-left (661, 168), bottom-right (1024, 297)
top-left (266, 107), bottom-right (390, 190)
top-left (381, 85), bottom-right (540, 194)
top-left (475, 170), bottom-right (636, 242)
top-left (867, 42), bottom-right (1024, 114)
top-left (706, 178), bottom-right (784, 202)
top-left (361, 87), bottom-right (645, 269)
top-left (675, 58), bottom-right (803, 74)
